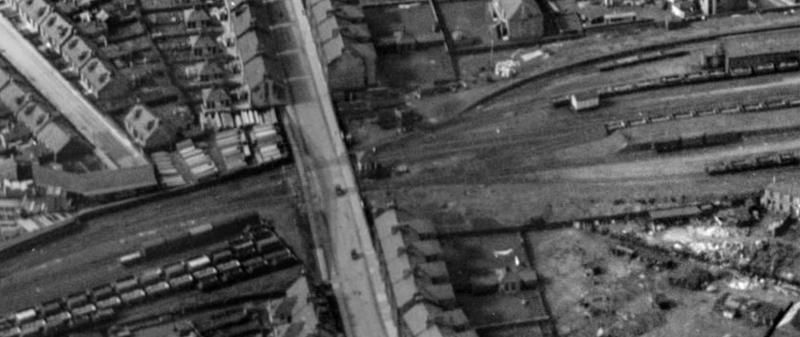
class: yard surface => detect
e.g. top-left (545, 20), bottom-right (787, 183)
top-left (0, 168), bottom-right (307, 314)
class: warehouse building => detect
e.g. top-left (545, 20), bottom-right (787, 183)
top-left (722, 30), bottom-right (800, 72)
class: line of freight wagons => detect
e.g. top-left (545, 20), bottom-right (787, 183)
top-left (0, 227), bottom-right (295, 337)
top-left (552, 60), bottom-right (800, 107)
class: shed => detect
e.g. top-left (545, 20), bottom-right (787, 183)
top-left (570, 91), bottom-right (599, 112)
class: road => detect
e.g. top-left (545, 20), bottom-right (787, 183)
top-left (279, 1), bottom-right (396, 336)
top-left (0, 15), bottom-right (148, 169)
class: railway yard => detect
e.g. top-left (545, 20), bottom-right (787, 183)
top-left (6, 0), bottom-right (800, 336)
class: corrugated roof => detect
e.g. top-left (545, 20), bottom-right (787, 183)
top-left (724, 30), bottom-right (800, 59)
top-left (32, 164), bottom-right (158, 196)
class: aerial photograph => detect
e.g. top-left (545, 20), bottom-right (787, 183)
top-left (2, 0), bottom-right (800, 336)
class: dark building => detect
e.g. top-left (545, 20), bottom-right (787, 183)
top-left (723, 30), bottom-right (800, 72)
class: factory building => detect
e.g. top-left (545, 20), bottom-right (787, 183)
top-left (722, 30), bottom-right (800, 72)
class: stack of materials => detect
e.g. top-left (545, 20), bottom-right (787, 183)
top-left (152, 151), bottom-right (186, 187)
top-left (248, 124), bottom-right (285, 164)
top-left (176, 140), bottom-right (218, 181)
top-left (211, 129), bottom-right (248, 173)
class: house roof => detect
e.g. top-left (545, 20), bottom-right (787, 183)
top-left (317, 16), bottom-right (340, 43)
top-left (724, 29), bottom-right (800, 59)
top-left (62, 35), bottom-right (94, 69)
top-left (375, 208), bottom-right (399, 239)
top-left (236, 29), bottom-right (274, 63)
top-left (493, 0), bottom-right (541, 21)
top-left (32, 163), bottom-right (158, 196)
top-left (403, 302), bottom-right (442, 336)
top-left (188, 34), bottom-right (219, 49)
top-left (80, 58), bottom-right (116, 92)
top-left (408, 240), bottom-right (443, 258)
top-left (183, 8), bottom-right (210, 23)
top-left (19, 0), bottom-right (52, 26)
top-left (310, 0), bottom-right (332, 24)
top-left (387, 252), bottom-right (412, 284)
top-left (186, 61), bottom-right (224, 77)
top-left (419, 283), bottom-right (455, 302)
top-left (334, 5), bottom-right (365, 21)
top-left (36, 119), bottom-right (80, 154)
top-left (415, 261), bottom-right (449, 280)
top-left (381, 227), bottom-right (405, 257)
top-left (339, 23), bottom-right (371, 41)
top-left (231, 2), bottom-right (270, 36)
top-left (0, 66), bottom-right (14, 89)
top-left (243, 56), bottom-right (284, 107)
top-left (322, 34), bottom-right (345, 64)
top-left (202, 87), bottom-right (231, 103)
top-left (40, 12), bottom-right (73, 50)
top-left (392, 276), bottom-right (419, 308)
top-left (0, 80), bottom-right (33, 114)
top-left (17, 101), bottom-right (51, 134)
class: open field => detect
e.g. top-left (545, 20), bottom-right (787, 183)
top-left (0, 168), bottom-right (304, 314)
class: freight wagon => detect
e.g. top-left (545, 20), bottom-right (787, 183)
top-left (652, 133), bottom-right (741, 152)
top-left (705, 151), bottom-right (800, 175)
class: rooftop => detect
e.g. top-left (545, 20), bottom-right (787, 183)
top-left (32, 163), bottom-right (158, 197)
top-left (723, 29), bottom-right (800, 58)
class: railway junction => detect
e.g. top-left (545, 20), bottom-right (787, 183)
top-left (5, 0), bottom-right (800, 337)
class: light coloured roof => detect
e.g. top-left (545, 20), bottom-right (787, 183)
top-left (40, 12), bottom-right (73, 51)
top-left (183, 8), bottom-right (210, 23)
top-left (387, 253), bottom-right (412, 284)
top-left (62, 35), bottom-right (94, 70)
top-left (17, 102), bottom-right (51, 134)
top-left (36, 120), bottom-right (74, 153)
top-left (375, 209), bottom-right (399, 239)
top-left (80, 58), bottom-right (115, 92)
top-left (403, 303), bottom-right (442, 336)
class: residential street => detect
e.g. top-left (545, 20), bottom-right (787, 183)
top-left (0, 14), bottom-right (148, 169)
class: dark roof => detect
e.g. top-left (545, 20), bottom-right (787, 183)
top-left (724, 30), bottom-right (800, 59)
top-left (32, 163), bottom-right (158, 196)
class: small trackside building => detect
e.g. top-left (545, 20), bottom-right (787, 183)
top-left (570, 91), bottom-right (599, 112)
